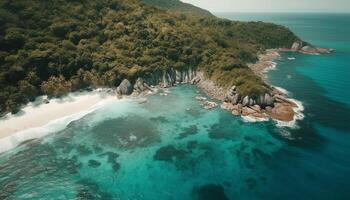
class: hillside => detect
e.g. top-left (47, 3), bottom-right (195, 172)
top-left (0, 0), bottom-right (299, 115)
top-left (141, 0), bottom-right (214, 17)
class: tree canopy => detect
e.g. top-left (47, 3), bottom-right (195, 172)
top-left (0, 0), bottom-right (299, 115)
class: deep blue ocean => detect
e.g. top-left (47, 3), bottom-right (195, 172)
top-left (0, 13), bottom-right (349, 200)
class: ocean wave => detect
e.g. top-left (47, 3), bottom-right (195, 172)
top-left (241, 115), bottom-right (269, 123)
top-left (263, 61), bottom-right (277, 73)
top-left (0, 92), bottom-right (113, 154)
top-left (273, 86), bottom-right (289, 95)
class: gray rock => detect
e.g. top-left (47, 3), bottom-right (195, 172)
top-left (134, 77), bottom-right (151, 92)
top-left (264, 93), bottom-right (274, 106)
top-left (242, 96), bottom-right (250, 106)
top-left (291, 41), bottom-right (303, 51)
top-left (134, 78), bottom-right (145, 92)
top-left (117, 79), bottom-right (133, 96)
top-left (232, 94), bottom-right (240, 104)
top-left (249, 98), bottom-right (254, 106)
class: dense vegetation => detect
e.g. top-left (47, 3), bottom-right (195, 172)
top-left (0, 0), bottom-right (299, 115)
top-left (141, 0), bottom-right (214, 17)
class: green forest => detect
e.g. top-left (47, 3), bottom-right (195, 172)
top-left (0, 0), bottom-right (299, 115)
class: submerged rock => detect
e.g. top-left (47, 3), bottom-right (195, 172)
top-left (192, 184), bottom-right (229, 200)
top-left (154, 145), bottom-right (186, 162)
top-left (178, 125), bottom-right (198, 139)
top-left (88, 160), bottom-right (101, 168)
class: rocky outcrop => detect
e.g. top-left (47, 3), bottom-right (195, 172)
top-left (134, 78), bottom-right (152, 93)
top-left (218, 84), bottom-right (299, 122)
top-left (291, 41), bottom-right (303, 51)
top-left (224, 86), bottom-right (274, 108)
top-left (144, 67), bottom-right (197, 88)
top-left (291, 41), bottom-right (334, 55)
top-left (266, 103), bottom-right (295, 122)
top-left (299, 45), bottom-right (334, 55)
top-left (116, 79), bottom-right (133, 97)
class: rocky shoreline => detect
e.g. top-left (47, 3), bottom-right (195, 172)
top-left (113, 41), bottom-right (332, 125)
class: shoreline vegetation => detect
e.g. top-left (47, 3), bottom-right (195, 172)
top-left (0, 0), bottom-right (334, 152)
top-left (0, 0), bottom-right (301, 116)
top-left (0, 43), bottom-right (331, 153)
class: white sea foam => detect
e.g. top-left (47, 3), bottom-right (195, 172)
top-left (263, 61), bottom-right (277, 73)
top-left (0, 105), bottom-right (103, 154)
top-left (0, 89), bottom-right (117, 154)
top-left (278, 129), bottom-right (295, 140)
top-left (241, 115), bottom-right (269, 123)
top-left (273, 86), bottom-right (289, 95)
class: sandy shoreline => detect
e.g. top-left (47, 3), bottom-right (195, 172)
top-left (0, 89), bottom-right (118, 153)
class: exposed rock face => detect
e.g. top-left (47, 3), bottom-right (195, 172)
top-left (144, 67), bottom-right (197, 88)
top-left (117, 79), bottom-right (133, 96)
top-left (291, 41), bottom-right (303, 51)
top-left (291, 41), bottom-right (334, 55)
top-left (224, 85), bottom-right (274, 108)
top-left (134, 78), bottom-right (151, 93)
top-left (299, 45), bottom-right (334, 55)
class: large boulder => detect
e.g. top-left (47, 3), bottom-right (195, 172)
top-left (291, 41), bottom-right (303, 51)
top-left (117, 79), bottom-right (133, 96)
top-left (242, 96), bottom-right (250, 107)
top-left (266, 103), bottom-right (295, 122)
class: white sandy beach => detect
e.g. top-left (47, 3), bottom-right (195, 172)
top-left (0, 89), bottom-right (118, 153)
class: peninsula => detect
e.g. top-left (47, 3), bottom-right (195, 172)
top-left (0, 0), bottom-right (331, 126)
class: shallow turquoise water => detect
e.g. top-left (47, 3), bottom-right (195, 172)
top-left (1, 13), bottom-right (350, 199)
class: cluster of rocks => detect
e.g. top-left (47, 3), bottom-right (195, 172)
top-left (221, 102), bottom-right (269, 119)
top-left (224, 86), bottom-right (274, 107)
top-left (221, 86), bottom-right (298, 122)
top-left (145, 68), bottom-right (197, 88)
top-left (116, 78), bottom-right (152, 98)
top-left (195, 96), bottom-right (218, 109)
top-left (291, 41), bottom-right (335, 55)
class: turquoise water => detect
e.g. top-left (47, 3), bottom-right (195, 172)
top-left (1, 13), bottom-right (350, 199)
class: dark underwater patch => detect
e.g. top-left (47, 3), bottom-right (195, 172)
top-left (246, 178), bottom-right (258, 190)
top-left (99, 152), bottom-right (121, 172)
top-left (267, 121), bottom-right (327, 151)
top-left (192, 184), bottom-right (229, 200)
top-left (93, 145), bottom-right (103, 154)
top-left (208, 123), bottom-right (236, 140)
top-left (91, 115), bottom-right (160, 149)
top-left (154, 145), bottom-right (186, 163)
top-left (88, 160), bottom-right (101, 168)
top-left (75, 179), bottom-right (113, 200)
top-left (99, 152), bottom-right (119, 164)
top-left (178, 125), bottom-right (198, 139)
top-left (187, 140), bottom-right (198, 150)
top-left (0, 181), bottom-right (17, 200)
top-left (77, 145), bottom-right (93, 156)
top-left (149, 116), bottom-right (169, 123)
top-left (251, 148), bottom-right (272, 163)
top-left (154, 142), bottom-right (214, 170)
